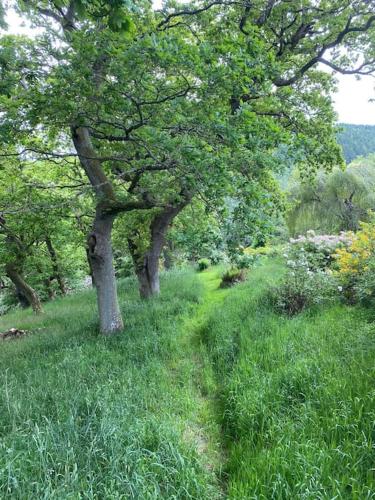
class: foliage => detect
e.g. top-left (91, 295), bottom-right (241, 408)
top-left (269, 235), bottom-right (342, 315)
top-left (197, 258), bottom-right (210, 271)
top-left (219, 268), bottom-right (246, 288)
top-left (269, 264), bottom-right (338, 317)
top-left (334, 220), bottom-right (375, 304)
top-left (0, 158), bottom-right (88, 308)
top-left (337, 124), bottom-right (375, 164)
top-left (287, 155), bottom-right (375, 235)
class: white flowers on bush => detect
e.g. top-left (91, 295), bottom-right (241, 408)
top-left (273, 229), bottom-right (346, 314)
top-left (289, 230), bottom-right (353, 252)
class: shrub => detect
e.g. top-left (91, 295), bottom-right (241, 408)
top-left (270, 247), bottom-right (339, 316)
top-left (288, 230), bottom-right (353, 271)
top-left (232, 253), bottom-right (258, 269)
top-left (335, 221), bottom-right (375, 304)
top-left (220, 268), bottom-right (246, 288)
top-left (243, 245), bottom-right (273, 257)
top-left (197, 258), bottom-right (210, 271)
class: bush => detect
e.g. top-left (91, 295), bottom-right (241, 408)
top-left (232, 253), bottom-right (258, 269)
top-left (197, 258), bottom-right (210, 271)
top-left (288, 230), bottom-right (352, 271)
top-left (220, 268), bottom-right (246, 288)
top-left (335, 221), bottom-right (375, 304)
top-left (270, 248), bottom-right (339, 316)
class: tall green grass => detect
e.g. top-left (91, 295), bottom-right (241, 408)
top-left (201, 261), bottom-right (375, 499)
top-left (2, 262), bottom-right (375, 498)
top-left (0, 270), bottom-right (222, 499)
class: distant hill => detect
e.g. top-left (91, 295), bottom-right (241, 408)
top-left (337, 123), bottom-right (375, 164)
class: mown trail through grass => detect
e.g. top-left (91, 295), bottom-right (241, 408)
top-left (174, 267), bottom-right (230, 485)
top-left (201, 260), bottom-right (375, 499)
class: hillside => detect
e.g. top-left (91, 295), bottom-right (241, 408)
top-left (1, 263), bottom-right (374, 498)
top-left (337, 123), bottom-right (375, 163)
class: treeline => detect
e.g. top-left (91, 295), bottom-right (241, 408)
top-left (337, 124), bottom-right (375, 163)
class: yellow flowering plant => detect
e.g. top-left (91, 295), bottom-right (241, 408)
top-left (334, 220), bottom-right (375, 304)
top-left (335, 222), bottom-right (375, 275)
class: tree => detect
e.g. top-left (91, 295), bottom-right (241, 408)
top-left (287, 154), bottom-right (375, 235)
top-left (1, 1), bottom-right (374, 333)
top-left (0, 155), bottom-right (87, 310)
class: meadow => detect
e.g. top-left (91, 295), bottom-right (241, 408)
top-left (0, 261), bottom-right (374, 499)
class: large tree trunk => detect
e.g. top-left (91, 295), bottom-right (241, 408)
top-left (5, 263), bottom-right (43, 314)
top-left (87, 211), bottom-right (123, 334)
top-left (45, 236), bottom-right (67, 295)
top-left (72, 126), bottom-right (124, 335)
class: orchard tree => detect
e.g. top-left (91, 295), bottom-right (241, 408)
top-left (1, 0), bottom-right (374, 334)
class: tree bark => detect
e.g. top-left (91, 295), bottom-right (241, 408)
top-left (72, 125), bottom-right (124, 334)
top-left (128, 201), bottom-right (190, 299)
top-left (45, 236), bottom-right (67, 295)
top-left (5, 263), bottom-right (43, 314)
top-left (87, 211), bottom-right (123, 334)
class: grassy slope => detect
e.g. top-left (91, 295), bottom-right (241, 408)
top-left (1, 262), bottom-right (375, 498)
top-left (0, 270), bottom-right (223, 499)
top-left (201, 261), bottom-right (375, 499)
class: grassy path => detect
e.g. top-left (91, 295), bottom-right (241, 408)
top-left (173, 267), bottom-right (232, 495)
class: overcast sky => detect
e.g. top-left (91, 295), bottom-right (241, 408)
top-left (3, 8), bottom-right (375, 125)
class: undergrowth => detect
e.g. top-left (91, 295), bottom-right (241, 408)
top-left (1, 262), bottom-right (375, 498)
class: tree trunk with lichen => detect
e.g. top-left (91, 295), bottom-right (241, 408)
top-left (128, 201), bottom-right (190, 299)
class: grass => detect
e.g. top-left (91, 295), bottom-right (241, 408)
top-left (0, 270), bottom-right (222, 499)
top-left (1, 261), bottom-right (375, 498)
top-left (201, 260), bottom-right (375, 499)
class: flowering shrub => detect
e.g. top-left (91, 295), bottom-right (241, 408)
top-left (334, 221), bottom-right (375, 304)
top-left (268, 230), bottom-right (348, 316)
top-left (269, 250), bottom-right (339, 316)
top-left (288, 230), bottom-right (353, 271)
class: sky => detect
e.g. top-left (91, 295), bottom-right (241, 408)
top-left (3, 8), bottom-right (375, 126)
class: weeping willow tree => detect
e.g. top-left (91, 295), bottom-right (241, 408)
top-left (287, 155), bottom-right (375, 236)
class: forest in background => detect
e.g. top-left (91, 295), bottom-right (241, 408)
top-left (337, 123), bottom-right (375, 163)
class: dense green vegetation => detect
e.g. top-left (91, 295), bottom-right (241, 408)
top-left (1, 263), bottom-right (374, 498)
top-left (287, 154), bottom-right (375, 235)
top-left (0, 270), bottom-right (222, 498)
top-left (338, 124), bottom-right (375, 164)
top-left (1, 1), bottom-right (375, 497)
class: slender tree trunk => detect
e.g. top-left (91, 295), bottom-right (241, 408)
top-left (45, 236), bottom-right (67, 295)
top-left (87, 211), bottom-right (123, 334)
top-left (129, 242), bottom-right (161, 299)
top-left (129, 201), bottom-right (190, 299)
top-left (5, 263), bottom-right (43, 314)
